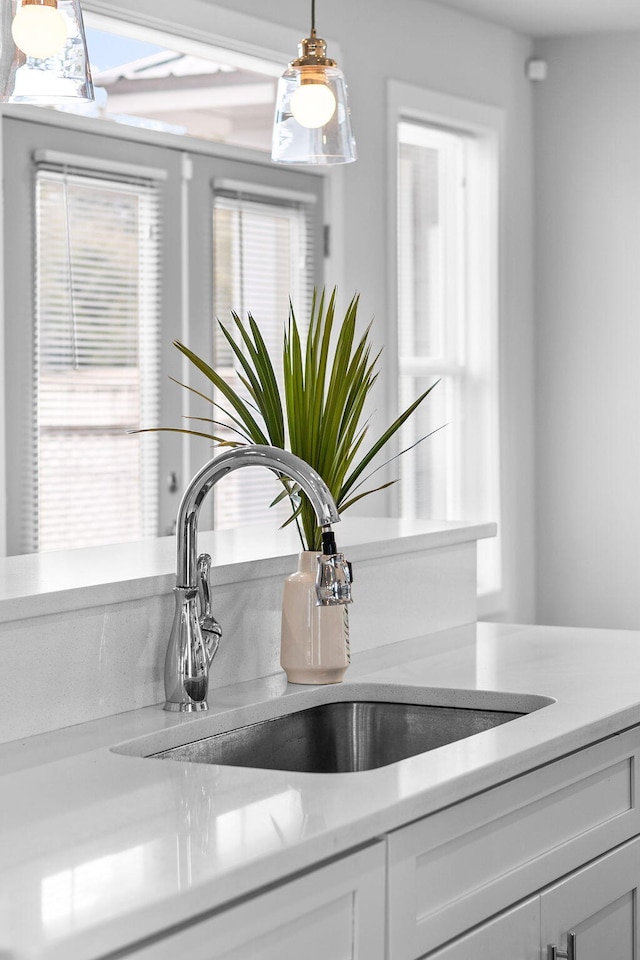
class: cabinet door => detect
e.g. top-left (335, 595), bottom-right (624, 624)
top-left (541, 835), bottom-right (640, 960)
top-left (422, 896), bottom-right (540, 960)
top-left (388, 727), bottom-right (640, 959)
top-left (121, 842), bottom-right (385, 960)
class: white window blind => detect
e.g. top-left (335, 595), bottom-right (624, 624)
top-left (397, 119), bottom-right (501, 596)
top-left (33, 162), bottom-right (162, 552)
top-left (211, 184), bottom-right (317, 529)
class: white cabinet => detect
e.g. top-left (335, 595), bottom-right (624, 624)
top-left (121, 841), bottom-right (386, 960)
top-left (117, 727), bottom-right (640, 960)
top-left (388, 726), bottom-right (640, 959)
top-left (425, 835), bottom-right (640, 960)
top-left (541, 835), bottom-right (640, 960)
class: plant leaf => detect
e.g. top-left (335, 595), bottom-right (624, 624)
top-left (133, 426), bottom-right (241, 446)
top-left (173, 339), bottom-right (269, 444)
top-left (169, 377), bottom-right (255, 440)
top-left (341, 379), bottom-right (441, 498)
top-left (339, 479), bottom-right (399, 513)
top-left (184, 416), bottom-right (252, 443)
top-left (150, 292), bottom-right (442, 552)
top-left (220, 314), bottom-right (285, 447)
top-left (341, 424), bottom-right (448, 505)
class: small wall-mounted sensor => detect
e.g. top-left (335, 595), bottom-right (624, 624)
top-left (526, 58), bottom-right (548, 82)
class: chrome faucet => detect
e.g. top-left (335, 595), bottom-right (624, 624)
top-left (164, 444), bottom-right (352, 712)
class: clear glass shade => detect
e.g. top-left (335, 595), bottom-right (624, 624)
top-left (271, 65), bottom-right (356, 165)
top-left (0, 0), bottom-right (94, 103)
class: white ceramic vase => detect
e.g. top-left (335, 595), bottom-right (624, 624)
top-left (280, 551), bottom-right (350, 684)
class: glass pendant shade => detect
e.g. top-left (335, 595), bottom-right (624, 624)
top-left (271, 33), bottom-right (356, 165)
top-left (0, 0), bottom-right (94, 103)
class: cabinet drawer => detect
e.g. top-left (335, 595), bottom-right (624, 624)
top-left (119, 842), bottom-right (386, 960)
top-left (388, 726), bottom-right (640, 960)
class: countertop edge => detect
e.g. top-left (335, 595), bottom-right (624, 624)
top-left (0, 518), bottom-right (495, 624)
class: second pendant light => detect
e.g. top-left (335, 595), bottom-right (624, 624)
top-left (271, 0), bottom-right (356, 165)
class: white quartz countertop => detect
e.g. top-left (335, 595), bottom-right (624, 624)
top-left (2, 619), bottom-right (640, 960)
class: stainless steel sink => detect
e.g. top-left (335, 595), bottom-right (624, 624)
top-left (149, 700), bottom-right (526, 773)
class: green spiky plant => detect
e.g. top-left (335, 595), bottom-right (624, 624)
top-left (156, 289), bottom-right (439, 552)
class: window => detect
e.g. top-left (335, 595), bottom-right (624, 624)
top-left (212, 183), bottom-right (318, 529)
top-left (78, 13), bottom-right (281, 152)
top-left (0, 6), bottom-right (334, 558)
top-left (2, 117), bottom-right (325, 557)
top-left (391, 85), bottom-right (502, 604)
top-left (33, 160), bottom-right (162, 552)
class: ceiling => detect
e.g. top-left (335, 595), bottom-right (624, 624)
top-left (428, 0), bottom-right (640, 37)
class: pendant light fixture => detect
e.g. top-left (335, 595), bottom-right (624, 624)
top-left (1, 0), bottom-right (94, 103)
top-left (271, 0), bottom-right (356, 165)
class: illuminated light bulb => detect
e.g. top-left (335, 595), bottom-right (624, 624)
top-left (271, 7), bottom-right (356, 165)
top-left (290, 81), bottom-right (336, 129)
top-left (12, 2), bottom-right (68, 60)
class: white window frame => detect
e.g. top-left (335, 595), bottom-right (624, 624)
top-left (387, 80), bottom-right (504, 616)
top-left (0, 3), bottom-right (346, 556)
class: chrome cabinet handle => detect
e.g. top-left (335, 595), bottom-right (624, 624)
top-left (548, 933), bottom-right (577, 960)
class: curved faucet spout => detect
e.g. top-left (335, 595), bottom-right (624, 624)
top-left (176, 445), bottom-right (340, 588)
top-left (165, 445), bottom-right (345, 713)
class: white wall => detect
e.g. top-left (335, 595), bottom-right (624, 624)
top-left (534, 34), bottom-right (640, 628)
top-left (63, 0), bottom-right (539, 621)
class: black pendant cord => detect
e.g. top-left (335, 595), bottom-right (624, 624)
top-left (311, 0), bottom-right (316, 33)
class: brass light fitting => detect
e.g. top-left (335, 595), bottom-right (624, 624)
top-left (271, 0), bottom-right (356, 165)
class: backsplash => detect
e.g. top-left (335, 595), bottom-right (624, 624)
top-left (0, 519), bottom-right (492, 743)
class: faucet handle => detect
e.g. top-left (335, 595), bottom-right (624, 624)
top-left (196, 554), bottom-right (222, 659)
